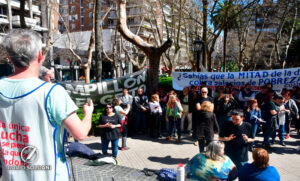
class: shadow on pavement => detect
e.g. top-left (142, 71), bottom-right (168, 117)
top-left (84, 142), bottom-right (102, 151)
top-left (148, 155), bottom-right (190, 165)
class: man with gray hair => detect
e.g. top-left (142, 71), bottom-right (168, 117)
top-left (39, 66), bottom-right (55, 83)
top-left (0, 29), bottom-right (94, 181)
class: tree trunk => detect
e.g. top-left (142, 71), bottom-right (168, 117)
top-left (148, 53), bottom-right (161, 94)
top-left (202, 0), bottom-right (208, 70)
top-left (95, 0), bottom-right (102, 81)
top-left (116, 0), bottom-right (172, 95)
top-left (223, 27), bottom-right (227, 72)
top-left (7, 0), bottom-right (12, 30)
top-left (20, 0), bottom-right (27, 28)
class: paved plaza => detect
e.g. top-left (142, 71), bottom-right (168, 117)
top-left (79, 128), bottom-right (300, 181)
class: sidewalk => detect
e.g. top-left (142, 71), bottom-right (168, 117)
top-left (80, 129), bottom-right (300, 181)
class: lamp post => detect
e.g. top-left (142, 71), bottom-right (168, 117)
top-left (193, 37), bottom-right (203, 72)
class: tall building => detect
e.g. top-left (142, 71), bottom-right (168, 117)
top-left (0, 0), bottom-right (59, 40)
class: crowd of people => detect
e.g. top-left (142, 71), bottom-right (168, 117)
top-left (96, 81), bottom-right (299, 180)
top-left (1, 29), bottom-right (299, 180)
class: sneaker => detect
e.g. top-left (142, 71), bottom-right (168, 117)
top-left (280, 141), bottom-right (286, 146)
top-left (194, 141), bottom-right (198, 146)
top-left (175, 139), bottom-right (181, 143)
top-left (285, 134), bottom-right (290, 139)
top-left (121, 147), bottom-right (130, 151)
top-left (118, 146), bottom-right (122, 150)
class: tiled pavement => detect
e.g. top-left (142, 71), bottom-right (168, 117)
top-left (79, 129), bottom-right (300, 181)
top-left (0, 129), bottom-right (299, 180)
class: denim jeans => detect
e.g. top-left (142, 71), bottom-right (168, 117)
top-left (250, 123), bottom-right (258, 147)
top-left (272, 124), bottom-right (285, 142)
top-left (136, 111), bottom-right (147, 132)
top-left (101, 137), bottom-right (119, 157)
top-left (168, 116), bottom-right (181, 139)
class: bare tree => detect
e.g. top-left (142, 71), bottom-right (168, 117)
top-left (116, 0), bottom-right (172, 94)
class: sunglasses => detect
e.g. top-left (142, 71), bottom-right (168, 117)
top-left (106, 107), bottom-right (112, 109)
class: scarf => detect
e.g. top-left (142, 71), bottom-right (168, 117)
top-left (168, 102), bottom-right (178, 117)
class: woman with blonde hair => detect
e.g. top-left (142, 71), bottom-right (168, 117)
top-left (166, 95), bottom-right (183, 142)
top-left (149, 94), bottom-right (162, 138)
top-left (239, 148), bottom-right (280, 181)
top-left (195, 101), bottom-right (219, 152)
top-left (245, 99), bottom-right (262, 151)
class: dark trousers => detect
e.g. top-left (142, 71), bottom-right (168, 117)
top-left (168, 116), bottom-right (181, 139)
top-left (136, 111), bottom-right (147, 132)
top-left (198, 137), bottom-right (212, 153)
top-left (150, 113), bottom-right (161, 138)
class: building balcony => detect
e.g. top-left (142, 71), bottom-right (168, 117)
top-left (0, 14), bottom-right (9, 24)
top-left (12, 15), bottom-right (37, 27)
top-left (0, 0), bottom-right (41, 15)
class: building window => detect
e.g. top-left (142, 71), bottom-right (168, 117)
top-left (81, 17), bottom-right (84, 26)
top-left (80, 0), bottom-right (84, 7)
top-left (89, 22), bottom-right (93, 27)
top-left (81, 26), bottom-right (84, 31)
top-left (89, 12), bottom-right (93, 18)
top-left (101, 12), bottom-right (105, 17)
top-left (70, 0), bottom-right (75, 4)
top-left (89, 3), bottom-right (94, 9)
top-left (102, 21), bottom-right (105, 26)
top-left (71, 6), bottom-right (76, 13)
top-left (71, 24), bottom-right (76, 30)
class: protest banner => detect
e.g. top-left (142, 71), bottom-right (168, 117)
top-left (58, 69), bottom-right (148, 107)
top-left (172, 67), bottom-right (300, 92)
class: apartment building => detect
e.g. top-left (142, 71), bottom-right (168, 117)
top-left (0, 0), bottom-right (61, 33)
top-left (225, 0), bottom-right (294, 69)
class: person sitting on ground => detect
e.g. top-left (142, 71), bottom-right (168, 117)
top-left (113, 97), bottom-right (131, 151)
top-left (166, 95), bottom-right (183, 142)
top-left (195, 101), bottom-right (219, 152)
top-left (186, 141), bottom-right (238, 181)
top-left (239, 148), bottom-right (280, 181)
top-left (98, 104), bottom-right (122, 158)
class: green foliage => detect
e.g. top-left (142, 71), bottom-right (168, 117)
top-left (226, 61), bottom-right (239, 72)
top-left (77, 107), bottom-right (104, 128)
top-left (158, 76), bottom-right (173, 91)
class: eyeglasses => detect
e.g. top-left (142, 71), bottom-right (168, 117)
top-left (106, 107), bottom-right (112, 109)
top-left (201, 92), bottom-right (207, 93)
